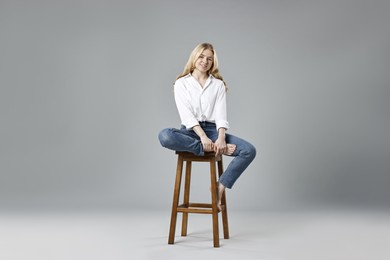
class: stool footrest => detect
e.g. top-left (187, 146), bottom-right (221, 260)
top-left (177, 203), bottom-right (224, 214)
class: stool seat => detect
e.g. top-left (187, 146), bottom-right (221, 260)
top-left (175, 151), bottom-right (222, 160)
top-left (168, 151), bottom-right (229, 248)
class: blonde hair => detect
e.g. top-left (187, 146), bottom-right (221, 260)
top-left (176, 42), bottom-right (227, 88)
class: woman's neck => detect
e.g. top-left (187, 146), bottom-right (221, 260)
top-left (191, 71), bottom-right (209, 88)
top-left (191, 70), bottom-right (208, 82)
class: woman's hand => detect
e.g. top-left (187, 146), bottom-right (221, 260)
top-left (200, 136), bottom-right (214, 152)
top-left (214, 138), bottom-right (227, 155)
top-left (214, 127), bottom-right (227, 155)
top-left (192, 125), bottom-right (214, 152)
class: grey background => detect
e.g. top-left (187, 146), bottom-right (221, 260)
top-left (1, 0), bottom-right (389, 211)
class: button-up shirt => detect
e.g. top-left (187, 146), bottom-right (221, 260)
top-left (174, 73), bottom-right (229, 130)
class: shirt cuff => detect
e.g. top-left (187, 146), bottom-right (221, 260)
top-left (184, 118), bottom-right (200, 130)
top-left (216, 120), bottom-right (229, 131)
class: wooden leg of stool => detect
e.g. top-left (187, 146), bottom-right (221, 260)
top-left (218, 159), bottom-right (229, 239)
top-left (181, 161), bottom-right (192, 236)
top-left (210, 157), bottom-right (220, 248)
top-left (220, 191), bottom-right (229, 239)
top-left (168, 154), bottom-right (184, 244)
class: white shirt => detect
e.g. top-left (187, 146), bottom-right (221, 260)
top-left (174, 73), bottom-right (229, 130)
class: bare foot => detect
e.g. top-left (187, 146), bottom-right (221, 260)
top-left (224, 144), bottom-right (236, 156)
top-left (217, 183), bottom-right (226, 211)
top-left (210, 183), bottom-right (226, 211)
top-left (203, 143), bottom-right (214, 152)
top-left (204, 146), bottom-right (214, 152)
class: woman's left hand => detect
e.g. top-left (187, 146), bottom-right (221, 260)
top-left (214, 138), bottom-right (227, 156)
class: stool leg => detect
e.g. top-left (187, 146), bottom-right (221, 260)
top-left (218, 159), bottom-right (229, 239)
top-left (181, 161), bottom-right (192, 236)
top-left (168, 154), bottom-right (184, 244)
top-left (210, 157), bottom-right (220, 248)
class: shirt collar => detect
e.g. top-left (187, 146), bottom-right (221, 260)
top-left (186, 73), bottom-right (214, 79)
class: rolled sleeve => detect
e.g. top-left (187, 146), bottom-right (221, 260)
top-left (183, 118), bottom-right (200, 129)
top-left (216, 120), bottom-right (229, 131)
top-left (174, 81), bottom-right (199, 129)
top-left (214, 83), bottom-right (229, 130)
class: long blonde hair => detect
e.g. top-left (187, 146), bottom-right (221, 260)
top-left (176, 42), bottom-right (227, 88)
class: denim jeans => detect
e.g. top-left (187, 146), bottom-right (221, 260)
top-left (158, 122), bottom-right (256, 189)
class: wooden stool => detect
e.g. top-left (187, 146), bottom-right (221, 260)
top-left (168, 151), bottom-right (229, 248)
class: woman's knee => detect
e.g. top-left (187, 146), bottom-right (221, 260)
top-left (242, 142), bottom-right (257, 161)
top-left (249, 144), bottom-right (257, 160)
top-left (158, 128), bottom-right (174, 147)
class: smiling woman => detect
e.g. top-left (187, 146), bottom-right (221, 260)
top-left (176, 43), bottom-right (226, 89)
top-left (158, 42), bottom-right (257, 210)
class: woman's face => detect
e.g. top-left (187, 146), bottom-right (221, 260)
top-left (194, 49), bottom-right (213, 73)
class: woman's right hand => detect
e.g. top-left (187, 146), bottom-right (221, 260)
top-left (200, 135), bottom-right (214, 152)
top-left (192, 125), bottom-right (214, 152)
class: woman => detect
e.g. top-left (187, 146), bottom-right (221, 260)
top-left (158, 42), bottom-right (256, 210)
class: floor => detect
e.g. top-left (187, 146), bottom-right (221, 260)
top-left (1, 208), bottom-right (389, 260)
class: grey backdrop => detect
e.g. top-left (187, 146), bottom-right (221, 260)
top-left (1, 0), bottom-right (389, 211)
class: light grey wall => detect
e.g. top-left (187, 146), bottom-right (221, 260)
top-left (1, 0), bottom-right (389, 211)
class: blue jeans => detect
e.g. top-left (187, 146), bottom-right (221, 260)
top-left (158, 122), bottom-right (256, 189)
